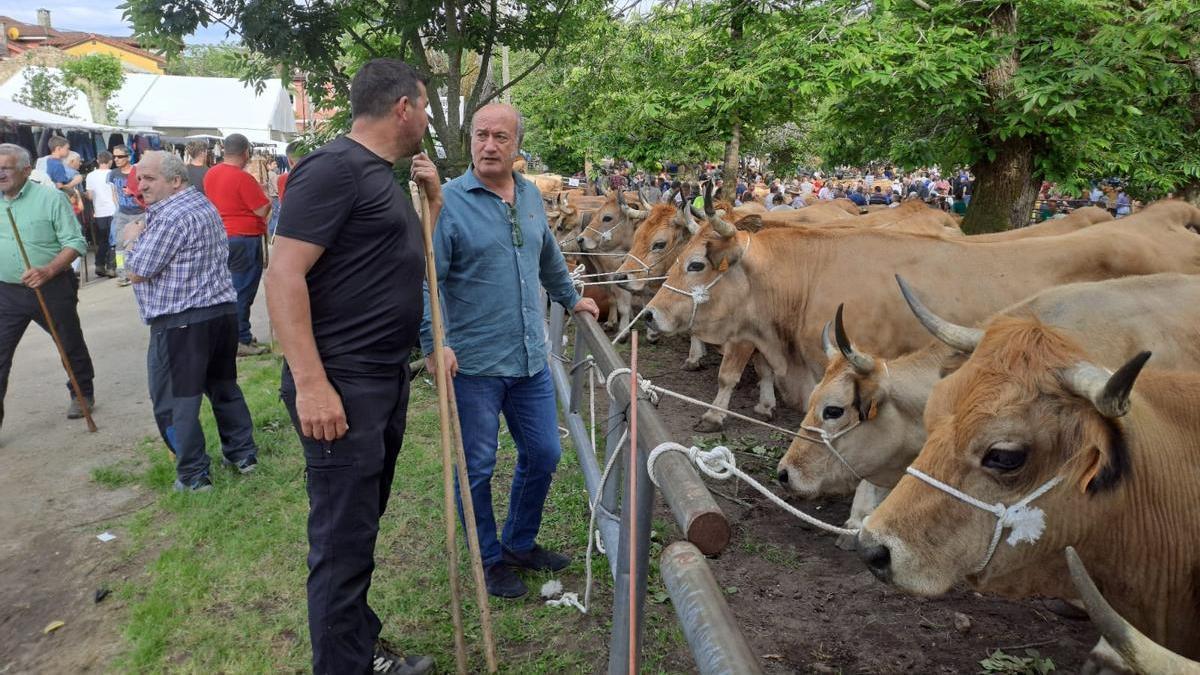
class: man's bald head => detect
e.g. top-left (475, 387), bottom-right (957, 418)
top-left (471, 103), bottom-right (524, 149)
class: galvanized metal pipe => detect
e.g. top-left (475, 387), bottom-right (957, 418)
top-left (661, 542), bottom-right (765, 675)
top-left (572, 311), bottom-right (731, 554)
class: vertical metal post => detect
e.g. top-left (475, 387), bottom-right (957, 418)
top-left (608, 395), bottom-right (653, 673)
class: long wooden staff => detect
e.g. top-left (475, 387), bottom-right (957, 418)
top-left (7, 207), bottom-right (96, 432)
top-left (415, 183), bottom-right (498, 674)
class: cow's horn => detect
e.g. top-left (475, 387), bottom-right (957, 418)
top-left (678, 201), bottom-right (700, 234)
top-left (639, 186), bottom-right (659, 207)
top-left (594, 180), bottom-right (606, 196)
top-left (834, 304), bottom-right (875, 374)
top-left (1062, 351), bottom-right (1151, 419)
top-left (1065, 547), bottom-right (1200, 674)
top-left (703, 180), bottom-right (736, 238)
top-left (821, 321), bottom-right (838, 359)
top-left (896, 275), bottom-right (982, 353)
top-left (618, 189), bottom-right (648, 219)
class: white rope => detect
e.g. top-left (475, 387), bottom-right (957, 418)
top-left (611, 304), bottom-right (654, 345)
top-left (648, 442), bottom-right (859, 537)
top-left (606, 366), bottom-right (800, 437)
top-left (905, 467), bottom-right (1063, 573)
top-left (564, 250), bottom-right (630, 257)
top-left (798, 421), bottom-right (864, 481)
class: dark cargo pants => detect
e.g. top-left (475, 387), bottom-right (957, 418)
top-left (280, 361), bottom-right (411, 674)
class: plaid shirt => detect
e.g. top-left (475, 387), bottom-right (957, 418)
top-left (126, 186), bottom-right (236, 323)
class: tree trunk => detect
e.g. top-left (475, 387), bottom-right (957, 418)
top-left (80, 84), bottom-right (108, 125)
top-left (962, 1), bottom-right (1040, 233)
top-left (962, 135), bottom-right (1038, 234)
top-left (720, 120), bottom-right (740, 201)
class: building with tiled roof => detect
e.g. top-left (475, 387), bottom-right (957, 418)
top-left (0, 9), bottom-right (165, 73)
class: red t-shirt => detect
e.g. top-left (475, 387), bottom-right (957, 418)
top-left (277, 172), bottom-right (289, 203)
top-left (204, 162), bottom-right (270, 236)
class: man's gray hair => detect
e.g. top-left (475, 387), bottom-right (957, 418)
top-left (140, 151), bottom-right (190, 185)
top-left (0, 143), bottom-right (31, 169)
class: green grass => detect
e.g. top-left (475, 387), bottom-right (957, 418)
top-left (93, 354), bottom-right (690, 673)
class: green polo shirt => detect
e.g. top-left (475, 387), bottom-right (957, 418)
top-left (0, 179), bottom-right (86, 284)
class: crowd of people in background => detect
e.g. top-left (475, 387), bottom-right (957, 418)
top-left (576, 158), bottom-right (1144, 223)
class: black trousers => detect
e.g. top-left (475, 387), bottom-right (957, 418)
top-left (93, 216), bottom-right (112, 270)
top-left (148, 304), bottom-right (257, 483)
top-left (280, 361), bottom-right (411, 674)
top-left (0, 273), bottom-right (94, 427)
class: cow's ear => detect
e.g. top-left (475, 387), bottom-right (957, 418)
top-left (704, 235), bottom-right (744, 269)
top-left (1073, 418), bottom-right (1131, 495)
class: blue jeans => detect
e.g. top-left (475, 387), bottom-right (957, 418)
top-left (227, 235), bottom-right (263, 344)
top-left (453, 367), bottom-right (562, 566)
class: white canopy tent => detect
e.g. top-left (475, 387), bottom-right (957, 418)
top-left (0, 68), bottom-right (297, 141)
top-left (0, 96), bottom-right (119, 131)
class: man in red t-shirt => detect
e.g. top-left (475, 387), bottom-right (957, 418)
top-left (204, 133), bottom-right (271, 355)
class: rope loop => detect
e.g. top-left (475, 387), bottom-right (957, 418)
top-left (646, 441), bottom-right (859, 538)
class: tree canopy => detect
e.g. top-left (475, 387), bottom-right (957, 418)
top-left (62, 53), bottom-right (126, 124)
top-left (122, 0), bottom-right (605, 174)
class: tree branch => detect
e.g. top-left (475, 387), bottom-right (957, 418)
top-left (465, 0), bottom-right (500, 111)
top-left (911, 0), bottom-right (933, 11)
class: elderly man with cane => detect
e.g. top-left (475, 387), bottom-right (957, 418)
top-left (267, 59), bottom-right (439, 675)
top-left (122, 151), bottom-right (259, 492)
top-left (0, 143), bottom-right (96, 433)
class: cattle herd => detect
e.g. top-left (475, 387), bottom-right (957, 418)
top-left (533, 173), bottom-right (1200, 672)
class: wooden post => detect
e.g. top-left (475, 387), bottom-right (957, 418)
top-left (416, 184), bottom-right (498, 673)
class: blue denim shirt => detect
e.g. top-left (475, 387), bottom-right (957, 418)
top-left (420, 169), bottom-right (580, 377)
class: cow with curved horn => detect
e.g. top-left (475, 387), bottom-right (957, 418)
top-left (856, 312), bottom-right (1200, 669)
top-left (1066, 547), bottom-right (1200, 675)
top-left (648, 200), bottom-right (1200, 436)
top-left (778, 273), bottom-right (1200, 541)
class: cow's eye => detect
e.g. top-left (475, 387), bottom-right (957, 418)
top-left (982, 445), bottom-right (1028, 472)
top-left (602, 215), bottom-right (613, 222)
top-left (686, 261), bottom-right (705, 272)
top-left (822, 406), bottom-right (844, 420)
top-left (651, 241), bottom-right (666, 251)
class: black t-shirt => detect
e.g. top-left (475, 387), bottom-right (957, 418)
top-left (275, 136), bottom-right (424, 371)
top-left (186, 165), bottom-right (209, 195)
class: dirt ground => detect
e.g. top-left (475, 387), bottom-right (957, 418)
top-left (0, 272), bottom-right (272, 674)
top-left (629, 332), bottom-right (1099, 674)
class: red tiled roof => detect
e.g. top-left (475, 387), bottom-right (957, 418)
top-left (47, 33), bottom-right (166, 65)
top-left (0, 15), bottom-right (59, 40)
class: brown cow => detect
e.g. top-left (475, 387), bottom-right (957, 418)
top-left (643, 200), bottom-right (1200, 430)
top-left (857, 315), bottom-right (1200, 667)
top-left (777, 273), bottom-right (1200, 542)
top-left (967, 205), bottom-right (1113, 242)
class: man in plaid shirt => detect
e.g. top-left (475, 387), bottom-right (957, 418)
top-left (124, 151), bottom-right (259, 492)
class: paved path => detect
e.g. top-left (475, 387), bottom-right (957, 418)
top-left (0, 273), bottom-right (271, 672)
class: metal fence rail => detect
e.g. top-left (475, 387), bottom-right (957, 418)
top-left (546, 302), bottom-right (762, 675)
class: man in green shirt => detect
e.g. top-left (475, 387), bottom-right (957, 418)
top-left (0, 143), bottom-right (95, 431)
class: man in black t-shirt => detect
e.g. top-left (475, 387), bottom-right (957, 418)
top-left (266, 59), bottom-right (440, 675)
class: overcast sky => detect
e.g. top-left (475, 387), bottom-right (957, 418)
top-left (0, 1), bottom-right (231, 44)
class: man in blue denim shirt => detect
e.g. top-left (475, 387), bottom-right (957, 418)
top-left (421, 103), bottom-right (599, 598)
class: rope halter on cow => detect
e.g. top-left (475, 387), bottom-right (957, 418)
top-left (661, 232), bottom-right (751, 332)
top-left (904, 467), bottom-right (1063, 574)
top-left (798, 420), bottom-right (865, 481)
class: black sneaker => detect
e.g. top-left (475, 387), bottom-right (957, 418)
top-left (66, 396), bottom-right (95, 419)
top-left (372, 641), bottom-right (434, 674)
top-left (222, 454), bottom-right (258, 474)
top-left (173, 474), bottom-right (213, 492)
top-left (484, 562), bottom-right (528, 598)
top-left (501, 544), bottom-right (571, 572)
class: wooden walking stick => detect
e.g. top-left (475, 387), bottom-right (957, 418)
top-left (416, 184), bottom-right (498, 674)
top-left (6, 207), bottom-right (96, 432)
